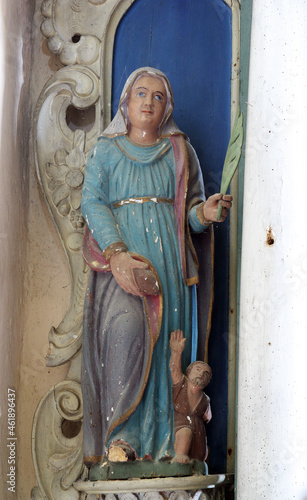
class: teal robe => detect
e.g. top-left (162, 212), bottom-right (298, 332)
top-left (81, 135), bottom-right (209, 462)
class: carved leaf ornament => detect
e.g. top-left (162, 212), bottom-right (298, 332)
top-left (46, 130), bottom-right (86, 226)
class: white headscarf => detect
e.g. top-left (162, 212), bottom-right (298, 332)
top-left (102, 67), bottom-right (185, 138)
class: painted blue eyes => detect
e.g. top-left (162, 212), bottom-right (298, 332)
top-left (136, 92), bottom-right (163, 102)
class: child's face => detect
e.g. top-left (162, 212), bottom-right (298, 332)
top-left (188, 363), bottom-right (211, 389)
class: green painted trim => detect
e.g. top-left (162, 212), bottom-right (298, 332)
top-left (237, 0), bottom-right (253, 260)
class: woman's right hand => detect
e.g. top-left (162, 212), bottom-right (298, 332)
top-left (203, 193), bottom-right (232, 223)
top-left (110, 252), bottom-right (148, 297)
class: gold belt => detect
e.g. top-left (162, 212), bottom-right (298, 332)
top-left (112, 197), bottom-right (174, 208)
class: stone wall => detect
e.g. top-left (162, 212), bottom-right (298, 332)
top-left (0, 0), bottom-right (32, 497)
top-left (0, 1), bottom-right (69, 498)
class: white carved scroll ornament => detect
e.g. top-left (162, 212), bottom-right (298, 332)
top-left (41, 0), bottom-right (102, 66)
top-left (34, 65), bottom-right (100, 367)
top-left (31, 378), bottom-right (85, 500)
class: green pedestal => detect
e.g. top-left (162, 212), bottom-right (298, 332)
top-left (89, 459), bottom-right (207, 481)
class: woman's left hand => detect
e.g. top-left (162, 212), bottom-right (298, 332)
top-left (202, 193), bottom-right (233, 223)
top-left (110, 251), bottom-right (148, 297)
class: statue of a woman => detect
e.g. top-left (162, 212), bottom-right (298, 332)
top-left (81, 67), bottom-right (231, 466)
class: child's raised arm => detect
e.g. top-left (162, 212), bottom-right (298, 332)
top-left (169, 330), bottom-right (186, 385)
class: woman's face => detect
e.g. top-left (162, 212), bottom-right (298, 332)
top-left (127, 75), bottom-right (167, 135)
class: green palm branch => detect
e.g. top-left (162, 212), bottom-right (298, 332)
top-left (216, 108), bottom-right (243, 221)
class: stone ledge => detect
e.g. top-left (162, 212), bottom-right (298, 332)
top-left (74, 473), bottom-right (234, 494)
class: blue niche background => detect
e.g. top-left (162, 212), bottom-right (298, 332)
top-left (112, 0), bottom-right (232, 473)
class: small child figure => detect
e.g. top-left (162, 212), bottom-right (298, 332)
top-left (170, 329), bottom-right (212, 464)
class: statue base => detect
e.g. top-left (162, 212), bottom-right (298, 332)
top-left (73, 473), bottom-right (234, 499)
top-left (88, 458), bottom-right (207, 481)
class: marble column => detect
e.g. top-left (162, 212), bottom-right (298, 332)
top-left (237, 0), bottom-right (307, 498)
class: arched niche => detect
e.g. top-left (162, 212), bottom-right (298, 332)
top-left (32, 0), bottom-right (240, 497)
